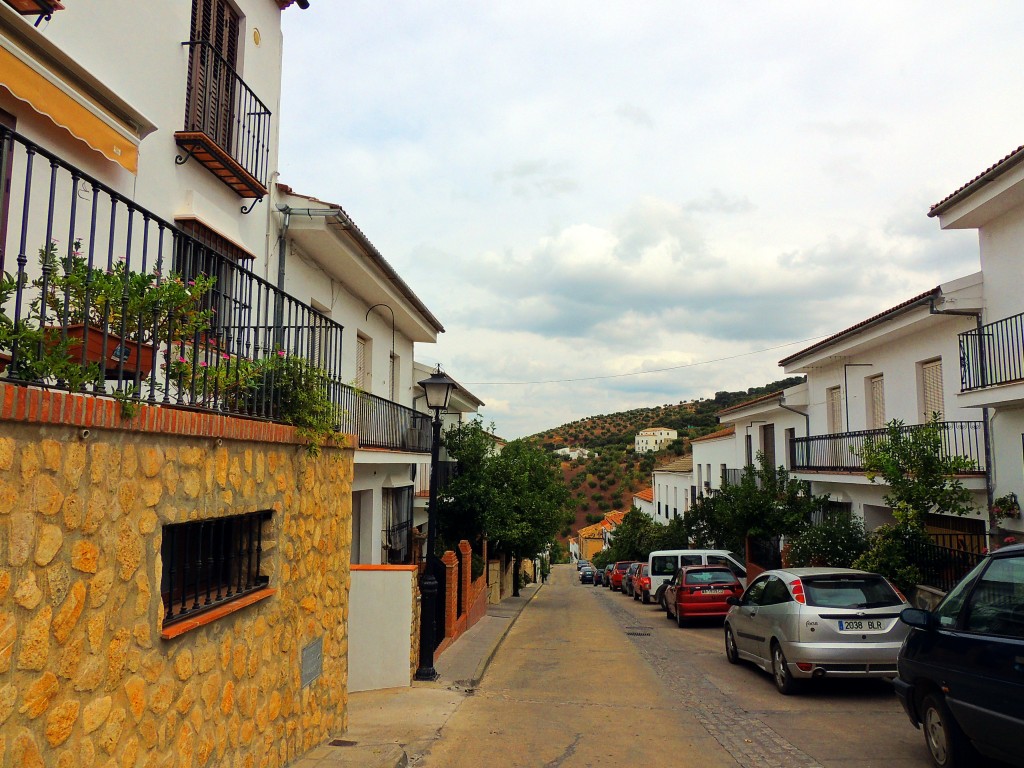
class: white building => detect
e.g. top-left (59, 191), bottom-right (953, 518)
top-left (779, 275), bottom-right (989, 538)
top-left (929, 142), bottom-right (1024, 541)
top-left (715, 385), bottom-right (810, 477)
top-left (634, 426), bottom-right (678, 453)
top-left (276, 187), bottom-right (446, 566)
top-left (689, 425), bottom-right (737, 497)
top-left (652, 456), bottom-right (693, 521)
top-left (632, 485), bottom-right (656, 522)
top-left (554, 446), bottom-right (591, 460)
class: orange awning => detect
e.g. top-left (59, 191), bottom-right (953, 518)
top-left (0, 41), bottom-right (140, 173)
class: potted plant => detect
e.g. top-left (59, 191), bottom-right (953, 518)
top-left (991, 492), bottom-right (1021, 521)
top-left (36, 239), bottom-right (216, 376)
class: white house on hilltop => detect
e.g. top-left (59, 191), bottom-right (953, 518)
top-left (635, 427), bottom-right (677, 453)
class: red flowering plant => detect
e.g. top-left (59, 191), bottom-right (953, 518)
top-left (991, 492), bottom-right (1021, 522)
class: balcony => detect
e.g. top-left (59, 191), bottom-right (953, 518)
top-left (0, 127), bottom-right (425, 453)
top-left (175, 40), bottom-right (271, 204)
top-left (958, 312), bottom-right (1024, 407)
top-left (791, 421), bottom-right (986, 474)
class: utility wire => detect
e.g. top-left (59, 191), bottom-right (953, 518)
top-left (463, 335), bottom-right (827, 386)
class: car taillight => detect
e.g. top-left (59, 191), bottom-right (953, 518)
top-left (789, 578), bottom-right (806, 605)
top-left (796, 662), bottom-right (814, 673)
top-left (887, 580), bottom-right (908, 603)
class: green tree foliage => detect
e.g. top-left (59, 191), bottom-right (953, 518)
top-left (682, 453), bottom-right (828, 554)
top-left (857, 415), bottom-right (978, 525)
top-left (787, 512), bottom-right (869, 568)
top-left (853, 416), bottom-right (979, 590)
top-left (437, 418), bottom-right (500, 549)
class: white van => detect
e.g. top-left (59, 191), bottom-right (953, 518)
top-left (646, 549), bottom-right (747, 607)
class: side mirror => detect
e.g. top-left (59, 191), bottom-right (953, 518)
top-left (899, 607), bottom-right (935, 630)
top-left (726, 596), bottom-right (741, 607)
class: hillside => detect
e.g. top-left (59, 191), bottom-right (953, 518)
top-left (533, 376), bottom-right (805, 452)
top-left (534, 376), bottom-right (805, 539)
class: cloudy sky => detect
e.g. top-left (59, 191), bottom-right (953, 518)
top-left (279, 3), bottom-right (1024, 439)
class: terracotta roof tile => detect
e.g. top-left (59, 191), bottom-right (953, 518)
top-left (930, 144), bottom-right (1024, 216)
top-left (690, 425), bottom-right (735, 443)
top-left (717, 390), bottom-right (783, 416)
top-left (778, 287), bottom-right (940, 367)
top-left (657, 456), bottom-right (693, 472)
top-left (634, 487), bottom-right (654, 502)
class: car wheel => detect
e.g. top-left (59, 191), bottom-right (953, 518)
top-left (641, 591), bottom-right (650, 605)
top-left (724, 625), bottom-right (739, 664)
top-left (676, 606), bottom-right (685, 628)
top-left (771, 642), bottom-right (799, 695)
top-left (665, 600), bottom-right (674, 620)
top-left (921, 692), bottom-right (976, 768)
top-left (632, 589), bottom-right (639, 601)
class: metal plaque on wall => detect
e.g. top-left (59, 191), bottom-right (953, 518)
top-left (301, 636), bottom-right (323, 688)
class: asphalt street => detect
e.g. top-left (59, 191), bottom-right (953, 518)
top-left (417, 564), bottom-right (940, 768)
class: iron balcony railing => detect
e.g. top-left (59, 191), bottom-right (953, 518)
top-left (959, 312), bottom-right (1024, 392)
top-left (181, 39), bottom-right (272, 191)
top-left (0, 127), bottom-right (429, 452)
top-left (791, 421), bottom-right (986, 473)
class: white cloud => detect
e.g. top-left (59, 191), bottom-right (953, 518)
top-left (280, 2), bottom-right (1022, 437)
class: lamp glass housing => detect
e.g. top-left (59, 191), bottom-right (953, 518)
top-left (419, 369), bottom-right (458, 411)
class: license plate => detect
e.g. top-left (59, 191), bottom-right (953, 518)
top-left (701, 589), bottom-right (724, 595)
top-left (838, 619), bottom-right (887, 632)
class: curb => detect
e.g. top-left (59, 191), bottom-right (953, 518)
top-left (467, 583), bottom-right (544, 687)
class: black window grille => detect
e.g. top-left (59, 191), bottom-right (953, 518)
top-left (160, 510), bottom-right (272, 627)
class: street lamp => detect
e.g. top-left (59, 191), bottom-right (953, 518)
top-left (415, 365), bottom-right (459, 681)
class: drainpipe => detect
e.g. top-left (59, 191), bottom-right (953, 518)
top-left (928, 298), bottom-right (994, 523)
top-left (843, 363), bottom-right (874, 431)
top-left (778, 395), bottom-right (810, 472)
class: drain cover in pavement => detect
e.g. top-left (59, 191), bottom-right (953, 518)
top-left (625, 629), bottom-right (651, 636)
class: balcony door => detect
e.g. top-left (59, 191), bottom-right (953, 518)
top-left (187, 0), bottom-right (239, 152)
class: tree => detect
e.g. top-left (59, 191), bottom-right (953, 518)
top-left (485, 439), bottom-right (573, 595)
top-left (857, 415), bottom-right (977, 525)
top-left (437, 418), bottom-right (499, 550)
top-left (853, 416), bottom-right (980, 590)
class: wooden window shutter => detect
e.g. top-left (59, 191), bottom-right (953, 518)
top-left (869, 375), bottom-right (885, 429)
top-left (186, 0), bottom-right (239, 147)
top-left (356, 336), bottom-right (370, 391)
top-left (827, 386), bottom-right (843, 433)
top-left (922, 360), bottom-right (944, 420)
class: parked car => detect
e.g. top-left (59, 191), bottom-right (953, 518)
top-left (665, 566), bottom-right (742, 626)
top-left (723, 567), bottom-right (910, 695)
top-left (632, 563), bottom-right (653, 603)
top-left (593, 567), bottom-right (604, 586)
top-left (649, 549), bottom-right (748, 608)
top-left (623, 562), bottom-right (643, 597)
top-left (579, 566), bottom-right (596, 584)
top-left (610, 560), bottom-right (635, 592)
top-left (603, 564), bottom-right (614, 588)
top-left (576, 559), bottom-right (591, 571)
top-left (894, 543), bottom-right (1024, 768)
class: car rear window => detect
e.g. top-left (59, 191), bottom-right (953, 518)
top-left (615, 562), bottom-right (631, 571)
top-left (684, 568), bottom-right (735, 586)
top-left (802, 575), bottom-right (903, 608)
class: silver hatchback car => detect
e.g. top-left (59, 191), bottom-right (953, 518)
top-left (724, 567), bottom-right (910, 694)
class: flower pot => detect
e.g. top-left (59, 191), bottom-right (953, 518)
top-left (54, 323), bottom-right (157, 377)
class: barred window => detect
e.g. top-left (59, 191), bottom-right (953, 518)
top-left (160, 510), bottom-right (272, 628)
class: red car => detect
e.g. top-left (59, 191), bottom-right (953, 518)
top-left (632, 563), bottom-right (653, 604)
top-left (609, 560), bottom-right (635, 592)
top-left (665, 565), bottom-right (742, 626)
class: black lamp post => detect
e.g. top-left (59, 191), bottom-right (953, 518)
top-left (415, 365), bottom-right (459, 681)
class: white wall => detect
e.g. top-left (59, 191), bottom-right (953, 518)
top-left (653, 471), bottom-right (692, 519)
top-left (798, 316), bottom-right (974, 436)
top-left (348, 568), bottom-right (414, 692)
top-left (5, 1), bottom-right (286, 272)
top-left (691, 436), bottom-right (736, 494)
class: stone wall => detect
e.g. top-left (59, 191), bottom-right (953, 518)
top-left (0, 383), bottom-right (354, 768)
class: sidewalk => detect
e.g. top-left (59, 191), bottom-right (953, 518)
top-left (293, 582), bottom-right (544, 768)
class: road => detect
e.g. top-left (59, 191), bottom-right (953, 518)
top-left (418, 564), bottom-right (935, 768)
